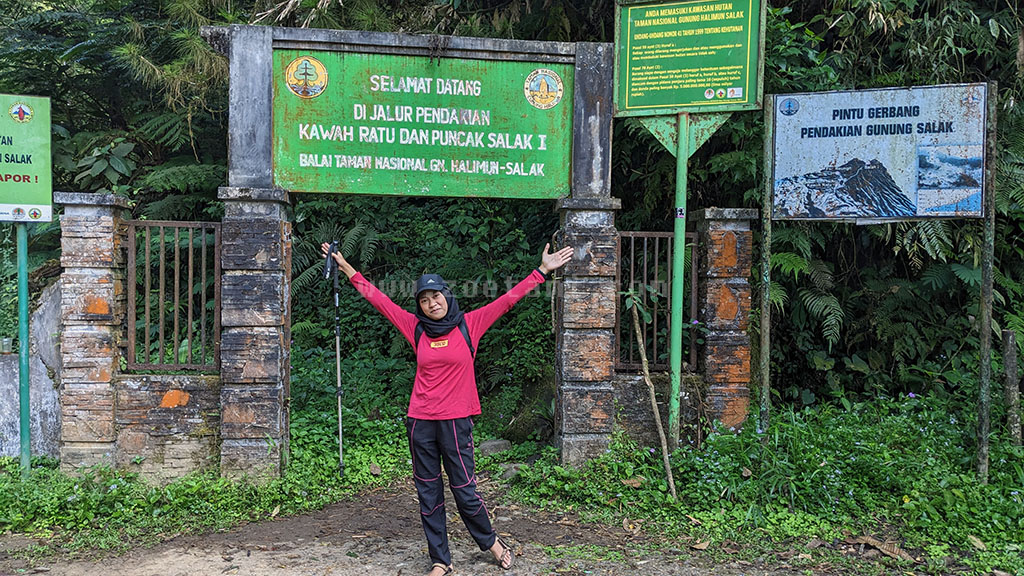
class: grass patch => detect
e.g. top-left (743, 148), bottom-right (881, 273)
top-left (4, 348), bottom-right (1022, 576)
top-left (500, 395), bottom-right (1024, 575)
top-left (0, 345), bottom-right (410, 556)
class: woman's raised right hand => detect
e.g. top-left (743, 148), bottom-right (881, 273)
top-left (321, 242), bottom-right (357, 278)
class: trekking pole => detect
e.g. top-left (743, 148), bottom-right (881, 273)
top-left (323, 241), bottom-right (344, 476)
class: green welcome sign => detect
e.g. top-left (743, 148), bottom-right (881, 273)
top-left (615, 0), bottom-right (763, 116)
top-left (272, 50), bottom-right (574, 199)
top-left (0, 94), bottom-right (51, 222)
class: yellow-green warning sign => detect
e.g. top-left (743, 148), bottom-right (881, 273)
top-left (615, 0), bottom-right (763, 116)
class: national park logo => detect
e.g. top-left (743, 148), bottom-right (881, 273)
top-left (28, 208), bottom-right (42, 220)
top-left (524, 69), bottom-right (564, 110)
top-left (9, 102), bottom-right (33, 123)
top-left (285, 56), bottom-right (329, 99)
top-left (779, 98), bottom-right (800, 116)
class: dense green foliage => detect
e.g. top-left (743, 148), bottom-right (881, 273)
top-left (694, 3), bottom-right (1024, 405)
top-left (1, 0), bottom-right (1023, 573)
top-left (0, 223), bottom-right (61, 342)
top-left (4, 0), bottom-right (1021, 407)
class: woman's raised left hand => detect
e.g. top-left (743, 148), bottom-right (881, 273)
top-left (539, 243), bottom-right (573, 275)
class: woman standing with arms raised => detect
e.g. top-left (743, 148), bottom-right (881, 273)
top-left (322, 241), bottom-right (573, 576)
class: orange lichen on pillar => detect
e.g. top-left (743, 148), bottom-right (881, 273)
top-left (160, 389), bottom-right (191, 408)
top-left (83, 295), bottom-right (111, 316)
top-left (716, 283), bottom-right (740, 321)
top-left (717, 394), bottom-right (750, 429)
top-left (221, 403), bottom-right (255, 425)
top-left (718, 231), bottom-right (738, 268)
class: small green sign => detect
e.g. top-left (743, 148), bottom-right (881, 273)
top-left (0, 94), bottom-right (51, 222)
top-left (273, 50), bottom-right (574, 198)
top-left (615, 0), bottom-right (762, 116)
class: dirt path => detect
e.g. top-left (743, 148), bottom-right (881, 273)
top-left (1, 477), bottom-right (829, 576)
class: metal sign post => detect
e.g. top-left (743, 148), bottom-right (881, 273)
top-left (977, 82), bottom-right (997, 484)
top-left (615, 0), bottom-right (765, 446)
top-left (17, 223), bottom-right (29, 475)
top-left (0, 93), bottom-right (52, 478)
top-left (668, 112), bottom-right (690, 447)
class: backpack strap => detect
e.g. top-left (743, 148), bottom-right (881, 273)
top-left (414, 323), bottom-right (425, 351)
top-left (414, 320), bottom-right (475, 359)
top-left (458, 318), bottom-right (475, 359)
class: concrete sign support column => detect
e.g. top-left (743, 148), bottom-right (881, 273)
top-left (55, 192), bottom-right (129, 469)
top-left (555, 43), bottom-right (620, 465)
top-left (556, 197), bottom-right (620, 463)
top-left (691, 208), bottom-right (757, 429)
top-left (214, 25), bottom-right (292, 479)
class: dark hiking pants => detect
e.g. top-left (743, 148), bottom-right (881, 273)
top-left (406, 417), bottom-right (497, 566)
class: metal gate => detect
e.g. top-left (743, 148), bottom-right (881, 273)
top-left (125, 220), bottom-right (221, 371)
top-left (616, 231), bottom-right (698, 372)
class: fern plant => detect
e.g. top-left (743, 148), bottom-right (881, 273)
top-left (770, 224), bottom-right (845, 348)
top-left (291, 218), bottom-right (380, 300)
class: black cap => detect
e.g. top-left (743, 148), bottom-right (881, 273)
top-left (414, 274), bottom-right (448, 298)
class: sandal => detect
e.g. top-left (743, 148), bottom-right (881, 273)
top-left (429, 562), bottom-right (453, 576)
top-left (495, 536), bottom-right (515, 570)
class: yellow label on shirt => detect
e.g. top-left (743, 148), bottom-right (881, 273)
top-left (430, 339), bottom-right (449, 349)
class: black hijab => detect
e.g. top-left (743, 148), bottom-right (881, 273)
top-left (413, 274), bottom-right (465, 337)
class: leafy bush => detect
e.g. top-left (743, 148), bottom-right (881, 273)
top-left (507, 395), bottom-right (1024, 574)
top-left (0, 231), bottom-right (15, 339)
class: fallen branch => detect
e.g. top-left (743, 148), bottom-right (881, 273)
top-left (630, 303), bottom-right (677, 501)
top-left (848, 535), bottom-right (915, 563)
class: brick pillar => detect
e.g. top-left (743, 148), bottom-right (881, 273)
top-left (55, 192), bottom-right (129, 469)
top-left (691, 208), bottom-right (757, 429)
top-left (218, 187), bottom-right (291, 479)
top-left (555, 199), bottom-right (621, 464)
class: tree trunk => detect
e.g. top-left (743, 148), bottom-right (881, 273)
top-left (1005, 330), bottom-right (1021, 446)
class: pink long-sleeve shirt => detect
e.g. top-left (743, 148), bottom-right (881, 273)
top-left (349, 270), bottom-right (545, 419)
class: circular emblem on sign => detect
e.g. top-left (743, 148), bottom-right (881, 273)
top-left (524, 69), bottom-right (564, 110)
top-left (28, 208), bottom-right (42, 220)
top-left (285, 56), bottom-right (329, 99)
top-left (9, 102), bottom-right (33, 123)
top-left (716, 88), bottom-right (726, 99)
top-left (12, 207), bottom-right (25, 218)
top-left (704, 89), bottom-right (715, 100)
top-left (780, 98), bottom-right (800, 116)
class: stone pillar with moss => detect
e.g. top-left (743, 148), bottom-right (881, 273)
top-left (55, 192), bottom-right (129, 469)
top-left (210, 25), bottom-right (293, 479)
top-left (216, 195), bottom-right (292, 479)
top-left (692, 208), bottom-right (758, 429)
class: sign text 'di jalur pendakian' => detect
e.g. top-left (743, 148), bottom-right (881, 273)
top-left (273, 50), bottom-right (574, 198)
top-left (616, 0), bottom-right (761, 115)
